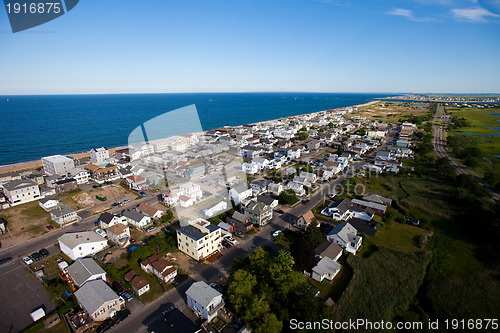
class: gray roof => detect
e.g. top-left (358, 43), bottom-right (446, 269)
top-left (186, 281), bottom-right (221, 308)
top-left (74, 279), bottom-right (120, 315)
top-left (98, 212), bottom-right (115, 224)
top-left (328, 222), bottom-right (357, 244)
top-left (68, 258), bottom-right (106, 286)
top-left (122, 209), bottom-right (147, 222)
top-left (362, 193), bottom-right (392, 205)
top-left (229, 211), bottom-right (250, 224)
top-left (244, 200), bottom-right (271, 215)
top-left (177, 223), bottom-right (219, 241)
top-left (2, 179), bottom-right (37, 191)
top-left (312, 257), bottom-right (341, 277)
top-left (330, 198), bottom-right (352, 214)
top-left (50, 204), bottom-right (77, 217)
top-left (39, 197), bottom-right (60, 204)
top-left (257, 195), bottom-right (276, 206)
top-left (232, 183), bottom-right (250, 194)
top-left (314, 241), bottom-right (343, 260)
top-left (58, 231), bottom-right (106, 250)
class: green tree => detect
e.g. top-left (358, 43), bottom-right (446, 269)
top-left (298, 132), bottom-right (309, 140)
top-left (275, 249), bottom-right (294, 269)
top-left (328, 122), bottom-right (334, 128)
top-left (304, 221), bottom-right (326, 248)
top-left (130, 245), bottom-right (154, 263)
top-left (279, 190), bottom-right (298, 205)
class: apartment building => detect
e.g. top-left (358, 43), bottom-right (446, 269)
top-left (1, 179), bottom-right (41, 206)
top-left (42, 155), bottom-right (75, 176)
top-left (176, 218), bottom-right (222, 261)
top-left (90, 147), bottom-right (110, 165)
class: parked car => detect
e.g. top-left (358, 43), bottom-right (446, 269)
top-left (111, 202), bottom-right (121, 207)
top-left (147, 226), bottom-right (157, 232)
top-left (112, 281), bottom-right (124, 295)
top-left (161, 305), bottom-right (175, 316)
top-left (122, 199), bottom-right (131, 204)
top-left (221, 240), bottom-right (232, 248)
top-left (94, 220), bottom-right (100, 226)
top-left (121, 291), bottom-right (133, 302)
top-left (302, 199), bottom-right (310, 204)
top-left (31, 252), bottom-right (42, 261)
top-left (23, 256), bottom-right (34, 265)
top-left (275, 209), bottom-right (284, 214)
top-left (114, 309), bottom-right (130, 324)
top-left (105, 181), bottom-right (113, 185)
top-left (272, 230), bottom-right (282, 238)
top-left (46, 225), bottom-right (54, 230)
top-left (0, 257), bottom-right (12, 265)
top-left (39, 248), bottom-right (49, 257)
top-left (234, 231), bottom-right (245, 238)
top-left (96, 319), bottom-right (114, 333)
top-left (139, 192), bottom-right (147, 197)
top-left (224, 236), bottom-right (237, 245)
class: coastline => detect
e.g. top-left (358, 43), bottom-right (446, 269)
top-left (0, 99), bottom-right (383, 174)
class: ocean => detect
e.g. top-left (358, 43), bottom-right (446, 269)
top-left (0, 92), bottom-right (391, 165)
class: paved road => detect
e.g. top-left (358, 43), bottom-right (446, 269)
top-left (432, 104), bottom-right (500, 201)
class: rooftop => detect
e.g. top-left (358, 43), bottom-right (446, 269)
top-left (74, 279), bottom-right (120, 315)
top-left (67, 258), bottom-right (106, 287)
top-left (58, 231), bottom-right (106, 249)
top-left (185, 281), bottom-right (221, 308)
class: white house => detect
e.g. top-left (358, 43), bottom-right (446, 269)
top-left (90, 147), bottom-right (110, 165)
top-left (229, 184), bottom-right (253, 205)
top-left (242, 162), bottom-right (259, 175)
top-left (326, 222), bottom-right (362, 255)
top-left (268, 182), bottom-right (283, 196)
top-left (67, 166), bottom-right (90, 184)
top-left (320, 198), bottom-right (353, 220)
top-left (98, 212), bottom-right (127, 229)
top-left (42, 155), bottom-right (75, 176)
top-left (58, 231), bottom-right (108, 261)
top-left (122, 210), bottom-right (151, 229)
top-left (162, 189), bottom-right (181, 206)
top-left (1, 179), bottom-right (42, 206)
top-left (311, 257), bottom-right (342, 283)
top-left (203, 201), bottom-right (228, 218)
top-left (179, 195), bottom-right (194, 208)
top-left (50, 204), bottom-right (79, 226)
top-left (186, 281), bottom-right (224, 322)
top-left (67, 258), bottom-right (106, 288)
top-left (137, 203), bottom-right (164, 220)
top-left (74, 279), bottom-right (124, 322)
top-left (299, 171), bottom-right (317, 183)
top-left (39, 197), bottom-right (60, 211)
top-left (180, 182), bottom-right (203, 201)
top-left (285, 181), bottom-right (306, 197)
top-left (140, 254), bottom-right (177, 283)
top-left (105, 223), bottom-right (130, 248)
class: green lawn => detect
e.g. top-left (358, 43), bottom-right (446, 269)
top-left (447, 107), bottom-right (500, 133)
top-left (361, 222), bottom-right (428, 255)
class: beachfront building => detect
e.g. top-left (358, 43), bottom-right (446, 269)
top-left (84, 164), bottom-right (120, 184)
top-left (58, 231), bottom-right (108, 261)
top-left (176, 218), bottom-right (222, 261)
top-left (90, 147), bottom-right (110, 165)
top-left (67, 166), bottom-right (91, 184)
top-left (42, 155), bottom-right (75, 176)
top-left (1, 179), bottom-right (42, 206)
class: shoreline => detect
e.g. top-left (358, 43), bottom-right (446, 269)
top-left (0, 99), bottom-right (384, 174)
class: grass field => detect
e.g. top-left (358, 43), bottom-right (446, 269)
top-left (361, 222), bottom-right (428, 255)
top-left (0, 200), bottom-right (52, 238)
top-left (446, 106), bottom-right (500, 134)
top-left (352, 101), bottom-right (431, 122)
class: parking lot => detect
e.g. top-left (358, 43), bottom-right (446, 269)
top-left (0, 260), bottom-right (55, 333)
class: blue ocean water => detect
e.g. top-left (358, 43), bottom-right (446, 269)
top-left (0, 92), bottom-right (391, 165)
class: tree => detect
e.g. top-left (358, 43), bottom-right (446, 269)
top-left (275, 249), bottom-right (294, 269)
top-left (328, 122), bottom-right (334, 128)
top-left (298, 132), bottom-right (309, 141)
top-left (279, 190), bottom-right (298, 205)
top-left (291, 237), bottom-right (317, 271)
top-left (304, 221), bottom-right (326, 248)
top-left (129, 245), bottom-right (154, 263)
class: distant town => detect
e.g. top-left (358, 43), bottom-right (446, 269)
top-left (0, 99), bottom-right (499, 333)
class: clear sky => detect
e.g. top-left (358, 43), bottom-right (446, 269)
top-left (0, 0), bottom-right (499, 94)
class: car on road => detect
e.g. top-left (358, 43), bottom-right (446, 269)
top-left (327, 193), bottom-right (336, 199)
top-left (111, 202), bottom-right (121, 207)
top-left (31, 252), bottom-right (42, 261)
top-left (94, 221), bottom-right (100, 226)
top-left (122, 199), bottom-right (131, 204)
top-left (96, 319), bottom-right (114, 333)
top-left (0, 257), bottom-right (12, 265)
top-left (221, 240), bottom-right (232, 248)
top-left (224, 236), bottom-right (237, 245)
top-left (23, 256), bottom-right (34, 265)
top-left (275, 209), bottom-right (284, 214)
top-left (234, 231), bottom-right (245, 238)
top-left (46, 225), bottom-right (54, 230)
top-left (39, 248), bottom-right (49, 257)
top-left (114, 309), bottom-right (130, 324)
top-left (302, 199), bottom-right (310, 204)
top-left (161, 305), bottom-right (175, 316)
top-left (121, 291), bottom-right (133, 302)
top-left (147, 226), bottom-right (157, 232)
top-left (139, 192), bottom-right (147, 197)
top-left (105, 181), bottom-right (113, 185)
top-left (272, 230), bottom-right (282, 238)
top-left (112, 281), bottom-right (124, 295)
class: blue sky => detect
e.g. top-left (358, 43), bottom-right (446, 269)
top-left (1, 0), bottom-right (499, 94)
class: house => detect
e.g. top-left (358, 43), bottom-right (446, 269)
top-left (351, 198), bottom-right (387, 214)
top-left (162, 189), bottom-right (181, 206)
top-left (185, 164), bottom-right (205, 180)
top-left (179, 195), bottom-right (194, 208)
top-left (203, 201), bottom-right (228, 218)
top-left (249, 179), bottom-right (271, 194)
top-left (55, 178), bottom-right (79, 194)
top-left (176, 218), bottom-right (222, 261)
top-left (58, 231), bottom-right (108, 261)
top-left (186, 281), bottom-right (224, 322)
top-left (140, 255), bottom-right (177, 283)
top-left (124, 270), bottom-right (150, 296)
top-left (326, 222), bottom-right (362, 255)
top-left (257, 195), bottom-right (278, 209)
top-left (242, 162), bottom-right (259, 175)
top-left (126, 175), bottom-right (147, 190)
top-left (137, 203), bottom-right (164, 220)
top-left (105, 223), bottom-right (130, 248)
top-left (320, 198), bottom-right (353, 220)
top-left (350, 206), bottom-right (374, 221)
top-left (39, 197), bottom-right (60, 211)
top-left (311, 257), bottom-right (342, 282)
top-left (74, 279), bottom-right (124, 321)
top-left (218, 222), bottom-right (234, 233)
top-left (282, 167), bottom-right (297, 177)
top-left (50, 204), bottom-right (79, 226)
top-left (1, 179), bottom-right (41, 206)
top-left (67, 166), bottom-right (90, 184)
top-left (229, 184), bottom-right (253, 205)
top-left (314, 241), bottom-right (343, 262)
top-left (90, 147), bottom-right (110, 165)
top-left (299, 171), bottom-right (317, 183)
top-left (122, 209), bottom-right (151, 229)
top-left (362, 193), bottom-right (392, 206)
top-left (98, 212), bottom-right (126, 229)
top-left (42, 155), bottom-right (75, 176)
top-left (84, 164), bottom-right (120, 184)
top-left (67, 258), bottom-right (106, 288)
top-left (268, 182), bottom-right (283, 196)
top-left (179, 182), bottom-right (203, 201)
top-left (306, 140), bottom-right (321, 151)
top-left (226, 211), bottom-right (254, 232)
top-left (243, 199), bottom-right (273, 227)
top-left (292, 176), bottom-right (311, 188)
top-left (0, 171), bottom-right (21, 185)
top-left (295, 210), bottom-right (315, 230)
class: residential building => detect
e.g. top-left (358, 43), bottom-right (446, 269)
top-left (203, 201), bottom-right (228, 218)
top-left (90, 147), bottom-right (109, 165)
top-left (67, 166), bottom-right (90, 184)
top-left (351, 198), bottom-right (387, 214)
top-left (242, 161), bottom-right (259, 175)
top-left (98, 212), bottom-right (127, 229)
top-left (321, 198), bottom-right (353, 220)
top-left (50, 204), bottom-right (79, 226)
top-left (84, 164), bottom-right (120, 184)
top-left (122, 209), bottom-right (151, 229)
top-left (326, 222), bottom-right (362, 255)
top-left (74, 279), bottom-right (124, 321)
top-left (176, 218), bottom-right (222, 261)
top-left (140, 255), bottom-right (177, 283)
top-left (179, 182), bottom-right (203, 201)
top-left (124, 270), bottom-right (150, 296)
top-left (137, 203), bottom-right (164, 220)
top-left (38, 197), bottom-right (60, 211)
top-left (295, 210), bottom-right (315, 230)
top-left (67, 258), bottom-right (106, 288)
top-left (162, 189), bottom-right (181, 206)
top-left (42, 155), bottom-right (75, 176)
top-left (268, 182), bottom-right (283, 196)
top-left (285, 181), bottom-right (306, 197)
top-left (299, 171), bottom-right (317, 183)
top-left (243, 199), bottom-right (273, 227)
top-left (249, 179), bottom-right (270, 194)
top-left (314, 241), bottom-right (343, 262)
top-left (229, 184), bottom-right (253, 205)
top-left (226, 211), bottom-right (254, 232)
top-left (125, 175), bottom-right (147, 190)
top-left (185, 164), bottom-right (205, 180)
top-left (55, 178), bottom-right (79, 194)
top-left (105, 223), bottom-right (130, 248)
top-left (362, 193), bottom-right (392, 206)
top-left (256, 195), bottom-right (278, 209)
top-left (0, 171), bottom-right (21, 185)
top-left (311, 257), bottom-right (342, 283)
top-left (186, 281), bottom-right (224, 322)
top-left (58, 231), bottom-right (108, 261)
top-left (1, 179), bottom-right (41, 206)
